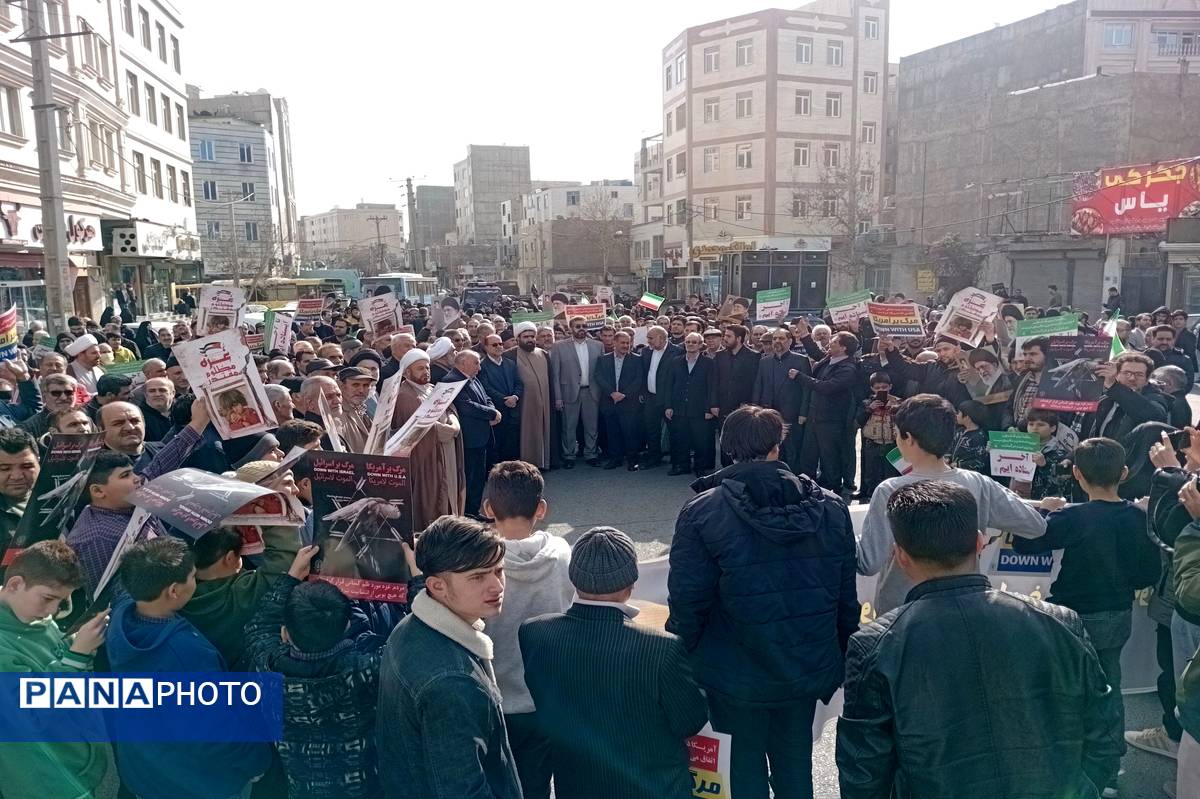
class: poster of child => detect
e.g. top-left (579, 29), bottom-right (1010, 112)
top-left (215, 386), bottom-right (265, 432)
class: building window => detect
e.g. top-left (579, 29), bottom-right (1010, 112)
top-left (703, 97), bottom-right (719, 123)
top-left (666, 202), bottom-right (675, 226)
top-left (103, 127), bottom-right (114, 168)
top-left (171, 36), bottom-right (180, 72)
top-left (675, 152), bottom-right (686, 176)
top-left (241, 181), bottom-right (255, 201)
top-left (703, 145), bottom-right (719, 173)
top-left (155, 22), bottom-right (166, 60)
top-left (201, 180), bottom-right (217, 201)
top-left (704, 197), bottom-right (719, 220)
top-left (863, 71), bottom-right (878, 94)
top-left (97, 37), bottom-right (111, 82)
top-left (566, 190), bottom-right (580, 206)
top-left (138, 6), bottom-right (150, 49)
top-left (126, 72), bottom-right (139, 115)
top-left (735, 195), bottom-right (752, 220)
top-left (792, 198), bottom-right (807, 217)
top-left (676, 198), bottom-right (687, 221)
top-left (796, 36), bottom-right (813, 64)
top-left (675, 53), bottom-right (686, 83)
top-left (857, 219), bottom-right (872, 235)
top-left (133, 151), bottom-right (146, 193)
top-left (703, 45), bottom-right (719, 73)
top-left (736, 143), bottom-right (753, 169)
top-left (736, 38), bottom-right (753, 66)
top-left (245, 221), bottom-right (259, 241)
top-left (145, 84), bottom-right (156, 124)
top-left (823, 142), bottom-right (840, 168)
top-left (825, 92), bottom-right (842, 118)
top-left (206, 221), bottom-right (221, 239)
top-left (175, 104), bottom-right (185, 140)
top-left (793, 141), bottom-right (810, 167)
top-left (676, 102), bottom-right (686, 129)
top-left (666, 158), bottom-right (673, 181)
top-left (161, 95), bottom-right (172, 133)
top-left (0, 85), bottom-right (22, 137)
top-left (197, 138), bottom-right (214, 161)
top-left (859, 172), bottom-right (875, 194)
top-left (121, 0), bottom-right (133, 34)
top-left (822, 196), bottom-right (838, 217)
top-left (735, 91), bottom-right (753, 118)
top-left (181, 171), bottom-right (191, 206)
top-left (239, 142), bottom-right (253, 163)
top-left (57, 109), bottom-right (72, 151)
top-left (861, 121), bottom-right (877, 143)
top-left (827, 40), bottom-right (843, 66)
top-left (864, 16), bottom-right (879, 40)
top-left (795, 89), bottom-right (811, 116)
top-left (88, 120), bottom-right (101, 164)
top-left (150, 158), bottom-right (162, 198)
top-left (167, 165), bottom-right (178, 202)
top-left (664, 64), bottom-right (673, 90)
top-left (665, 111), bottom-right (672, 133)
top-left (1105, 22), bottom-right (1134, 48)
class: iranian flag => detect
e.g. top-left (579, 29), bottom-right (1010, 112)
top-left (1103, 311), bottom-right (1125, 359)
top-left (886, 448), bottom-right (913, 475)
top-left (637, 292), bottom-right (665, 312)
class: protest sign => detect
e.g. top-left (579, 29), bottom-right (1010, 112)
top-left (101, 359), bottom-right (146, 377)
top-left (1014, 314), bottom-right (1078, 349)
top-left (886, 447), bottom-right (912, 475)
top-left (385, 380), bottom-right (467, 457)
top-left (563, 303), bottom-right (608, 333)
top-left (511, 310), bottom-right (555, 324)
top-left (717, 294), bottom-right (752, 323)
top-left (244, 333), bottom-right (264, 352)
top-left (754, 287), bottom-right (791, 322)
top-left (636, 292), bottom-right (665, 312)
top-left (92, 508), bottom-right (154, 601)
top-left (1, 433), bottom-right (106, 568)
top-left (688, 723), bottom-right (732, 799)
top-left (1033, 334), bottom-right (1111, 413)
top-left (131, 468), bottom-right (275, 538)
top-left (174, 330), bottom-right (275, 439)
top-left (632, 326), bottom-right (649, 348)
top-left (430, 297), bottom-right (462, 333)
top-left (365, 373), bottom-right (402, 455)
top-left (826, 289), bottom-right (872, 326)
top-left (223, 490), bottom-right (305, 528)
top-left (362, 292), bottom-right (402, 337)
top-left (294, 297), bottom-right (324, 324)
top-left (867, 302), bottom-right (924, 337)
top-left (265, 310), bottom-right (295, 354)
top-left (0, 305), bottom-right (18, 360)
top-left (985, 532), bottom-right (1057, 577)
top-left (308, 451), bottom-right (413, 602)
top-left (987, 431), bottom-right (1041, 481)
top-left (593, 286), bottom-right (614, 305)
top-left (195, 285), bottom-right (247, 337)
top-left (936, 287), bottom-right (1004, 347)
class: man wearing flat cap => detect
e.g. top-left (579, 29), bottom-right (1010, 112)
top-left (519, 526), bottom-right (708, 799)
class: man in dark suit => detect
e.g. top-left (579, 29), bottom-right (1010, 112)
top-left (520, 527), bottom-right (709, 799)
top-left (793, 331), bottom-right (861, 497)
top-left (479, 333), bottom-right (523, 465)
top-left (595, 330), bottom-right (646, 471)
top-left (712, 324), bottom-right (762, 466)
top-left (752, 327), bottom-right (812, 472)
top-left (665, 332), bottom-right (718, 477)
top-left (638, 326), bottom-right (681, 468)
top-left (444, 349), bottom-right (502, 519)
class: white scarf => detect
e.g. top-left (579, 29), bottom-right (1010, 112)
top-left (411, 589), bottom-right (494, 662)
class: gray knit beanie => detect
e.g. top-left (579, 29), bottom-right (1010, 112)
top-left (569, 526), bottom-right (639, 594)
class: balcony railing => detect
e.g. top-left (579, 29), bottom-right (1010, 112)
top-left (1157, 41), bottom-right (1200, 57)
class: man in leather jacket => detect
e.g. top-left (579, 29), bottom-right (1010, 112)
top-left (837, 480), bottom-right (1123, 799)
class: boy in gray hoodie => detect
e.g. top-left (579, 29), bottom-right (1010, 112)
top-left (481, 461), bottom-right (574, 799)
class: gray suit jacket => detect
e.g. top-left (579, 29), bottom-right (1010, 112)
top-left (550, 337), bottom-right (602, 405)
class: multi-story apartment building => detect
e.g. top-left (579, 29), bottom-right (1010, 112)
top-left (414, 184), bottom-right (455, 249)
top-left (108, 0), bottom-right (199, 315)
top-left (452, 145), bottom-right (531, 255)
top-left (189, 113), bottom-right (287, 278)
top-left (660, 0), bottom-right (889, 295)
top-left (300, 202), bottom-right (404, 272)
top-left (188, 87), bottom-right (298, 268)
top-left (520, 181), bottom-right (636, 227)
top-left (892, 0), bottom-right (1200, 310)
top-left (499, 198), bottom-right (521, 273)
top-left (632, 137), bottom-right (666, 294)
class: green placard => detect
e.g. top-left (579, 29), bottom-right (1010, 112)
top-left (511, 310), bottom-right (555, 324)
top-left (826, 289), bottom-right (873, 309)
top-left (103, 360), bottom-right (145, 377)
top-left (987, 431), bottom-right (1042, 453)
top-left (1014, 314), bottom-right (1077, 344)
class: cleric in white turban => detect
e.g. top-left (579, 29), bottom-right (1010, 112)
top-left (512, 320), bottom-right (538, 337)
top-left (425, 337), bottom-right (456, 383)
top-left (66, 333), bottom-right (103, 394)
top-left (397, 348), bottom-right (430, 382)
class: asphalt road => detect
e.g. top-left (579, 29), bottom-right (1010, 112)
top-left (538, 395), bottom-right (1200, 799)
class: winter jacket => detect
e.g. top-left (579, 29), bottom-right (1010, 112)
top-left (837, 575), bottom-right (1124, 798)
top-left (244, 576), bottom-right (387, 799)
top-left (0, 602), bottom-right (108, 799)
top-left (1085, 382), bottom-right (1169, 442)
top-left (1174, 521), bottom-right (1200, 737)
top-left (481, 532), bottom-right (574, 715)
top-left (105, 596), bottom-right (272, 799)
top-left (666, 460), bottom-right (859, 706)
top-left (713, 346), bottom-right (761, 416)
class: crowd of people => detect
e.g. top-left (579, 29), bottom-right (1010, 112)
top-left (0, 282), bottom-right (1199, 798)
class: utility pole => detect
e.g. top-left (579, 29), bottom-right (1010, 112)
top-left (17, 0), bottom-right (90, 334)
top-left (227, 192), bottom-right (240, 287)
top-left (367, 215), bottom-right (387, 276)
top-left (405, 178), bottom-right (420, 273)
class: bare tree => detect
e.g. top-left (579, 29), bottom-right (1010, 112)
top-left (204, 221), bottom-right (282, 297)
top-left (791, 149), bottom-right (884, 288)
top-left (578, 187), bottom-right (629, 286)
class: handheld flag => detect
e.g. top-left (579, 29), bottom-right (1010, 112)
top-left (636, 292), bottom-right (665, 312)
